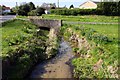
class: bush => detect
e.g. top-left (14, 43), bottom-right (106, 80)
top-left (51, 4), bottom-right (119, 16)
top-left (97, 2), bottom-right (119, 16)
top-left (27, 7), bottom-right (45, 16)
top-left (28, 10), bottom-right (37, 16)
top-left (17, 2), bottom-right (36, 16)
top-left (17, 4), bottom-right (30, 16)
top-left (36, 7), bottom-right (45, 16)
top-left (50, 9), bottom-right (104, 16)
top-left (95, 9), bottom-right (104, 15)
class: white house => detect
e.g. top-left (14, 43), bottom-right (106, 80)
top-left (45, 10), bottom-right (50, 14)
top-left (79, 0), bottom-right (98, 9)
top-left (3, 7), bottom-right (11, 13)
top-left (1, 5), bottom-right (11, 13)
top-left (41, 3), bottom-right (56, 14)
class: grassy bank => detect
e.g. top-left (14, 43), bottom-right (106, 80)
top-left (61, 23), bottom-right (118, 78)
top-left (1, 19), bottom-right (58, 79)
top-left (71, 24), bottom-right (118, 38)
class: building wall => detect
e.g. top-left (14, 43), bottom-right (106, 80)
top-left (3, 10), bottom-right (11, 13)
top-left (79, 1), bottom-right (97, 9)
top-left (0, 10), bottom-right (2, 15)
top-left (45, 10), bottom-right (50, 14)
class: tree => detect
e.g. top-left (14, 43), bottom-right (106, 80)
top-left (17, 2), bottom-right (36, 16)
top-left (36, 7), bottom-right (45, 16)
top-left (28, 10), bottom-right (37, 16)
top-left (17, 3), bottom-right (30, 16)
top-left (69, 4), bottom-right (74, 9)
top-left (97, 1), bottom-right (119, 16)
top-left (51, 6), bottom-right (55, 9)
top-left (28, 2), bottom-right (36, 11)
top-left (1, 5), bottom-right (6, 11)
top-left (102, 2), bottom-right (118, 16)
top-left (118, 1), bottom-right (120, 16)
top-left (12, 6), bottom-right (19, 13)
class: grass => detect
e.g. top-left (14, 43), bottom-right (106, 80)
top-left (13, 14), bottom-right (119, 78)
top-left (1, 19), bottom-right (50, 79)
top-left (62, 23), bottom-right (118, 78)
top-left (72, 24), bottom-right (118, 39)
top-left (1, 19), bottom-right (36, 56)
top-left (16, 16), bottom-right (28, 19)
top-left (16, 14), bottom-right (118, 23)
top-left (1, 19), bottom-right (60, 79)
top-left (42, 14), bottom-right (118, 23)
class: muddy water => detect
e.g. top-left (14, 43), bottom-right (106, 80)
top-left (30, 40), bottom-right (74, 78)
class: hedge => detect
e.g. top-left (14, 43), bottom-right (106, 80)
top-left (50, 9), bottom-right (104, 16)
top-left (2, 12), bottom-right (16, 15)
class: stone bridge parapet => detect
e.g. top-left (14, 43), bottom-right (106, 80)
top-left (30, 19), bottom-right (62, 30)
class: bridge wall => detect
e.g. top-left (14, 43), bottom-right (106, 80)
top-left (30, 19), bottom-right (62, 29)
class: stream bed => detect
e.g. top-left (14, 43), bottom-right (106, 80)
top-left (30, 40), bottom-right (74, 78)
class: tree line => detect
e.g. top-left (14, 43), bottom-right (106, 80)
top-left (51, 2), bottom-right (119, 16)
top-left (97, 1), bottom-right (119, 16)
top-left (12, 2), bottom-right (45, 16)
top-left (11, 1), bottom-right (119, 16)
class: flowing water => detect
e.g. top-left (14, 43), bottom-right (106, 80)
top-left (30, 39), bottom-right (74, 78)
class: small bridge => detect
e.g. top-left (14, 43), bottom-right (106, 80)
top-left (30, 18), bottom-right (62, 33)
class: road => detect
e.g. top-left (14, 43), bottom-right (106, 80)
top-left (0, 15), bottom-right (16, 23)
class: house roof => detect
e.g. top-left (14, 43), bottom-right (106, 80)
top-left (0, 5), bottom-right (10, 10)
top-left (41, 3), bottom-right (56, 10)
top-left (4, 7), bottom-right (10, 10)
top-left (79, 0), bottom-right (100, 7)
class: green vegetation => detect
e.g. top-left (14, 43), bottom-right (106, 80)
top-left (44, 15), bottom-right (118, 78)
top-left (69, 4), bottom-right (74, 9)
top-left (2, 13), bottom-right (118, 78)
top-left (16, 14), bottom-right (118, 23)
top-left (72, 24), bottom-right (118, 38)
top-left (50, 9), bottom-right (103, 16)
top-left (12, 2), bottom-right (45, 16)
top-left (42, 14), bottom-right (118, 23)
top-left (61, 23), bottom-right (118, 78)
top-left (2, 19), bottom-right (37, 56)
top-left (50, 2), bottom-right (119, 16)
top-left (1, 19), bottom-right (58, 79)
top-left (16, 16), bottom-right (28, 19)
top-left (97, 2), bottom-right (119, 16)
top-left (17, 2), bottom-right (36, 16)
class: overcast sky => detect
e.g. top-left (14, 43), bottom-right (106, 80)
top-left (0, 0), bottom-right (114, 8)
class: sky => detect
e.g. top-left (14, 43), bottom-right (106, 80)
top-left (0, 0), bottom-right (102, 8)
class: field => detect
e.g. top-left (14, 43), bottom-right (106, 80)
top-left (72, 24), bottom-right (118, 38)
top-left (17, 14), bottom-right (118, 23)
top-left (42, 14), bottom-right (118, 23)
